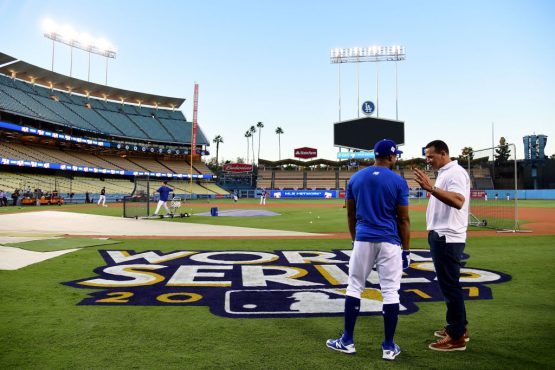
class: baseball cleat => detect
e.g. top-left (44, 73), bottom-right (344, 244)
top-left (326, 337), bottom-right (356, 354)
top-left (434, 327), bottom-right (470, 342)
top-left (382, 342), bottom-right (401, 360)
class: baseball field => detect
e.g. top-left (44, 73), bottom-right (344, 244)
top-left (1, 199), bottom-right (554, 369)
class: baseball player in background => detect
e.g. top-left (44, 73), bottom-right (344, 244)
top-left (414, 140), bottom-right (470, 351)
top-left (97, 187), bottom-right (107, 207)
top-left (326, 139), bottom-right (411, 361)
top-left (260, 189), bottom-right (268, 205)
top-left (153, 181), bottom-right (174, 216)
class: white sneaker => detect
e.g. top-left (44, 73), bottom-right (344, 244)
top-left (382, 342), bottom-right (401, 360)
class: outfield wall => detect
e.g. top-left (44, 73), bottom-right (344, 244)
top-left (261, 189), bottom-right (555, 200)
top-left (484, 189), bottom-right (555, 200)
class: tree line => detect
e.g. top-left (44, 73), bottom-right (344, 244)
top-left (211, 123), bottom-right (285, 166)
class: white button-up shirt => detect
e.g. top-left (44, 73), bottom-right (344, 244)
top-left (426, 160), bottom-right (470, 243)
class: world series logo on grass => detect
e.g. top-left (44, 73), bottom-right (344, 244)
top-left (64, 249), bottom-right (511, 318)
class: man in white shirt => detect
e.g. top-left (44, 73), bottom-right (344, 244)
top-left (414, 140), bottom-right (470, 352)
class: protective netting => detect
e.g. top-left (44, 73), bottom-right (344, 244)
top-left (123, 176), bottom-right (150, 218)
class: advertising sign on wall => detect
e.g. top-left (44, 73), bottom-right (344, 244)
top-left (223, 163), bottom-right (254, 173)
top-left (294, 147), bottom-right (318, 159)
top-left (270, 190), bottom-right (336, 199)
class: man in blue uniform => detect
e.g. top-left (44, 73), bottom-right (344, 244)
top-left (326, 139), bottom-right (411, 361)
top-left (153, 181), bottom-right (174, 216)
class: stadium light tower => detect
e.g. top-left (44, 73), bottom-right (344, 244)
top-left (42, 18), bottom-right (117, 85)
top-left (330, 45), bottom-right (405, 120)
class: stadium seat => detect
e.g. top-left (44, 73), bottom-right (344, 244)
top-left (127, 114), bottom-right (174, 142)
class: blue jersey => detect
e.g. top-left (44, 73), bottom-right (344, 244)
top-left (157, 186), bottom-right (173, 202)
top-left (346, 166), bottom-right (409, 244)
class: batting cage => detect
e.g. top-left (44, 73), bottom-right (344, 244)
top-left (123, 175), bottom-right (150, 218)
top-left (465, 144), bottom-right (528, 232)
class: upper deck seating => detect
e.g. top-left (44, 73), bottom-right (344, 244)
top-left (127, 114), bottom-right (174, 142)
top-left (0, 74), bottom-right (209, 146)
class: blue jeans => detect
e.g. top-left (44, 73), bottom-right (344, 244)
top-left (428, 231), bottom-right (467, 340)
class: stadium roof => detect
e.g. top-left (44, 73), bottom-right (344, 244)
top-left (0, 52), bottom-right (185, 109)
top-left (0, 53), bottom-right (17, 65)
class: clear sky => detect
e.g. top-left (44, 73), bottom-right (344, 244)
top-left (1, 0), bottom-right (554, 163)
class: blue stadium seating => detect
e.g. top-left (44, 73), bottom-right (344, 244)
top-left (85, 98), bottom-right (106, 110)
top-left (66, 94), bottom-right (86, 106)
top-left (54, 92), bottom-right (74, 104)
top-left (13, 79), bottom-right (37, 94)
top-left (0, 80), bottom-right (66, 124)
top-left (95, 109), bottom-right (148, 139)
top-left (147, 107), bottom-right (171, 119)
top-left (100, 99), bottom-right (120, 112)
top-left (158, 118), bottom-right (193, 142)
top-left (63, 103), bottom-right (121, 135)
top-left (127, 114), bottom-right (174, 142)
top-left (32, 83), bottom-right (55, 98)
top-left (32, 94), bottom-right (99, 132)
top-left (0, 74), bottom-right (207, 146)
top-left (120, 104), bottom-right (139, 115)
top-left (0, 89), bottom-right (37, 117)
top-left (169, 110), bottom-right (186, 120)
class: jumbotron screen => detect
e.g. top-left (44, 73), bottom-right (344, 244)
top-left (334, 117), bottom-right (405, 151)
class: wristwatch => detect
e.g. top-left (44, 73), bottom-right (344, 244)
top-left (430, 186), bottom-right (437, 195)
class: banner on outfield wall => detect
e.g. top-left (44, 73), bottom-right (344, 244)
top-left (270, 190), bottom-right (337, 199)
top-left (223, 163), bottom-right (254, 173)
top-left (294, 147), bottom-right (318, 159)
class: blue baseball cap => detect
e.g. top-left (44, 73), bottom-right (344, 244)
top-left (374, 139), bottom-right (403, 157)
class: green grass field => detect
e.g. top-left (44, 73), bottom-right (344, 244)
top-left (1, 199), bottom-right (554, 369)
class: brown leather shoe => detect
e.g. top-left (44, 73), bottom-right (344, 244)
top-left (429, 335), bottom-right (466, 351)
top-left (434, 327), bottom-right (470, 342)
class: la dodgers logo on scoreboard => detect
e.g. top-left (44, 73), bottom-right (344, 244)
top-left (64, 249), bottom-right (511, 318)
top-left (361, 101), bottom-right (375, 115)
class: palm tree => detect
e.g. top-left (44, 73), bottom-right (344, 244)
top-left (212, 135), bottom-right (224, 165)
top-left (459, 146), bottom-right (473, 164)
top-left (275, 126), bottom-right (284, 160)
top-left (249, 125), bottom-right (256, 164)
top-left (495, 136), bottom-right (511, 165)
top-left (256, 121), bottom-right (264, 163)
top-left (244, 130), bottom-right (252, 163)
